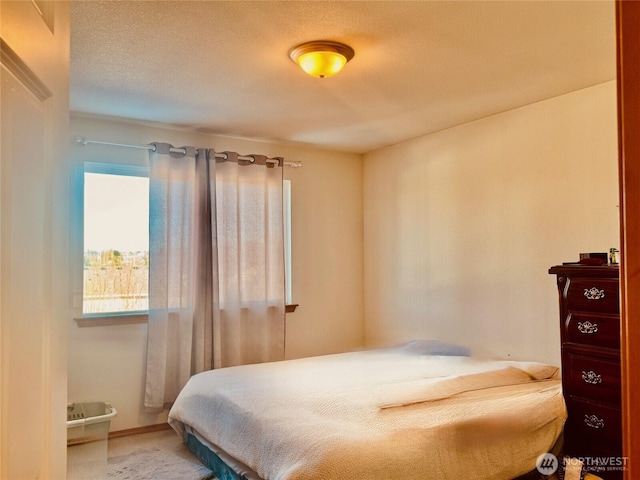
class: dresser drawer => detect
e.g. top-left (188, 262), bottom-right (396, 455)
top-left (566, 278), bottom-right (619, 314)
top-left (565, 354), bottom-right (621, 405)
top-left (565, 398), bottom-right (622, 450)
top-left (564, 313), bottom-right (620, 350)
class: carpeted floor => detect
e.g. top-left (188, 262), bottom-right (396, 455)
top-left (106, 429), bottom-right (215, 480)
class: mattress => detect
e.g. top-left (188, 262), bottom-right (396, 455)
top-left (169, 345), bottom-right (566, 480)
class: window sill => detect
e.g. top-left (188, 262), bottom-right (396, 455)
top-left (76, 304), bottom-right (299, 327)
top-left (75, 312), bottom-right (148, 327)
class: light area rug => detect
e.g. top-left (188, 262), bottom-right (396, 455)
top-left (107, 446), bottom-right (215, 480)
top-left (105, 429), bottom-right (216, 480)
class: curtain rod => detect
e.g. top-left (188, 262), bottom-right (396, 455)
top-left (74, 136), bottom-right (302, 168)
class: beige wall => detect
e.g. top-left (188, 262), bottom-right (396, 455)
top-left (68, 115), bottom-right (364, 431)
top-left (363, 81), bottom-right (619, 366)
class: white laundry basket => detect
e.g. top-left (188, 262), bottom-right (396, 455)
top-left (67, 402), bottom-right (117, 445)
top-left (67, 402), bottom-right (117, 480)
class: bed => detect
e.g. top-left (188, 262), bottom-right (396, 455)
top-left (168, 341), bottom-right (567, 480)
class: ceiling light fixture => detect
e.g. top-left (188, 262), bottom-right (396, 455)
top-left (289, 40), bottom-right (355, 79)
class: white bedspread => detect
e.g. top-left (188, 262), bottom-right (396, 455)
top-left (168, 348), bottom-right (566, 480)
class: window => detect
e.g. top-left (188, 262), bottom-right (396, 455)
top-left (81, 163), bottom-right (293, 317)
top-left (283, 179), bottom-right (292, 305)
top-left (83, 163), bottom-right (149, 315)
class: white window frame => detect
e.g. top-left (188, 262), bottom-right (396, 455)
top-left (80, 162), bottom-right (150, 323)
top-left (77, 165), bottom-right (293, 325)
top-left (84, 161), bottom-right (149, 178)
top-left (283, 179), bottom-right (293, 305)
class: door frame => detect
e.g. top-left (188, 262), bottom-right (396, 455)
top-left (616, 1), bottom-right (639, 478)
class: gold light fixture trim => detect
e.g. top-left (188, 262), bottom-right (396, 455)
top-left (289, 40), bottom-right (355, 79)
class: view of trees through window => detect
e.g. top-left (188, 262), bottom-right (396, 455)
top-left (83, 171), bottom-right (149, 314)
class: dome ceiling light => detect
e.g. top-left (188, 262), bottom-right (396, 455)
top-left (289, 40), bottom-right (355, 79)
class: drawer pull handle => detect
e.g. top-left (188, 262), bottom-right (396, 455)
top-left (581, 370), bottom-right (603, 385)
top-left (584, 414), bottom-right (605, 429)
top-left (584, 287), bottom-right (605, 300)
top-left (577, 320), bottom-right (599, 334)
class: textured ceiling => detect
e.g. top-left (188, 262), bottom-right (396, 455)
top-left (70, 1), bottom-right (616, 154)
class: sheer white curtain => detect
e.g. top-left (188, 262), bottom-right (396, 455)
top-left (213, 152), bottom-right (285, 367)
top-left (144, 145), bottom-right (285, 411)
top-left (144, 143), bottom-right (198, 411)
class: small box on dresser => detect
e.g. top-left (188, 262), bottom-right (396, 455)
top-left (549, 264), bottom-right (622, 480)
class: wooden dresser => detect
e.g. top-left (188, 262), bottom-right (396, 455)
top-left (549, 264), bottom-right (622, 479)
